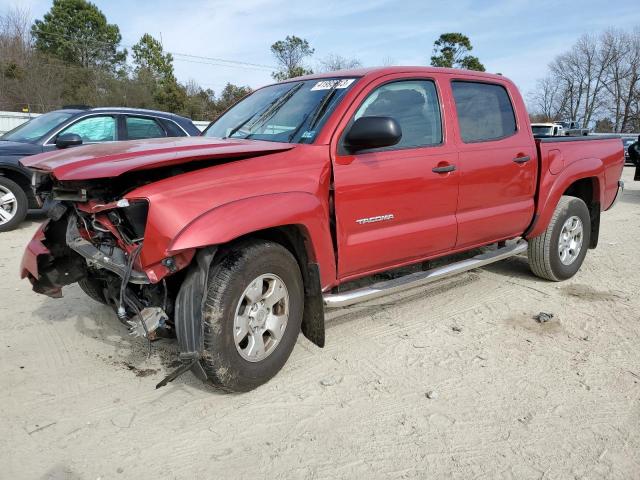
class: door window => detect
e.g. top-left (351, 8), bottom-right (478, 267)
top-left (451, 81), bottom-right (517, 143)
top-left (126, 116), bottom-right (166, 140)
top-left (59, 116), bottom-right (116, 143)
top-left (161, 119), bottom-right (188, 137)
top-left (351, 80), bottom-right (443, 149)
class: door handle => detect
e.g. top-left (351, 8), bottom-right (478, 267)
top-left (513, 155), bottom-right (531, 164)
top-left (432, 164), bottom-right (456, 173)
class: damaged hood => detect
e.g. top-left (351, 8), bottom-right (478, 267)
top-left (20, 136), bottom-right (296, 181)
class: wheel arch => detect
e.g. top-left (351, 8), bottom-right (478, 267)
top-left (219, 225), bottom-right (326, 348)
top-left (167, 192), bottom-right (336, 287)
top-left (526, 157), bottom-right (605, 244)
top-left (0, 165), bottom-right (37, 208)
top-left (562, 176), bottom-right (601, 248)
top-left (168, 193), bottom-right (334, 349)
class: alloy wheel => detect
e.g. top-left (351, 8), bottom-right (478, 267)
top-left (233, 273), bottom-right (289, 362)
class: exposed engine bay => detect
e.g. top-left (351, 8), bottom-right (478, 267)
top-left (26, 172), bottom-right (188, 343)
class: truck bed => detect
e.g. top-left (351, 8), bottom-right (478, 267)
top-left (534, 134), bottom-right (621, 143)
top-left (531, 135), bottom-right (625, 239)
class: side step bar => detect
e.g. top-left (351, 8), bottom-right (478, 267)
top-left (323, 240), bottom-right (528, 308)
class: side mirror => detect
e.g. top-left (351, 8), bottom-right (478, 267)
top-left (344, 116), bottom-right (402, 152)
top-left (55, 133), bottom-right (83, 149)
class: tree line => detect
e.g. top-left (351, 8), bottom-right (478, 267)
top-left (529, 28), bottom-right (640, 133)
top-left (0, 0), bottom-right (487, 121)
top-left (0, 1), bottom-right (251, 120)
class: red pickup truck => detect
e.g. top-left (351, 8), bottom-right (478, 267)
top-left (20, 67), bottom-right (624, 392)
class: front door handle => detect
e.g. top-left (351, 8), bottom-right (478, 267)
top-left (432, 164), bottom-right (456, 173)
top-left (513, 155), bottom-right (531, 164)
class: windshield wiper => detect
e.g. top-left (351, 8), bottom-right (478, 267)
top-left (225, 112), bottom-right (256, 139)
top-left (244, 83), bottom-right (304, 139)
top-left (309, 84), bottom-right (340, 129)
top-left (287, 83), bottom-right (340, 143)
top-left (225, 83), bottom-right (303, 140)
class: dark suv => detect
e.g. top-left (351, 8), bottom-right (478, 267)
top-left (622, 136), bottom-right (637, 165)
top-left (0, 107), bottom-right (201, 231)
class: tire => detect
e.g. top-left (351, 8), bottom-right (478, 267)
top-left (201, 240), bottom-right (304, 392)
top-left (78, 278), bottom-right (108, 305)
top-left (528, 195), bottom-right (591, 281)
top-left (0, 176), bottom-right (28, 233)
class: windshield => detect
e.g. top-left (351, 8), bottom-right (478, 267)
top-left (204, 78), bottom-right (358, 144)
top-left (1, 111), bottom-right (75, 143)
top-left (532, 126), bottom-right (553, 135)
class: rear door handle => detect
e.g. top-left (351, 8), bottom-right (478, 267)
top-left (432, 165), bottom-right (456, 173)
top-left (513, 155), bottom-right (531, 164)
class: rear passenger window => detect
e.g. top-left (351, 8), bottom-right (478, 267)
top-left (353, 80), bottom-right (442, 149)
top-left (126, 117), bottom-right (166, 140)
top-left (452, 81), bottom-right (517, 143)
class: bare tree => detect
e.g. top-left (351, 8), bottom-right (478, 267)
top-left (0, 7), bottom-right (66, 111)
top-left (528, 75), bottom-right (565, 121)
top-left (381, 55), bottom-right (396, 66)
top-left (602, 29), bottom-right (640, 132)
top-left (548, 34), bottom-right (615, 127)
top-left (318, 54), bottom-right (361, 72)
top-left (530, 29), bottom-right (640, 132)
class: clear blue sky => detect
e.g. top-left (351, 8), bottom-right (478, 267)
top-left (7, 0), bottom-right (640, 97)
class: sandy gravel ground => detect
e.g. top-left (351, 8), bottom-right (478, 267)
top-left (1, 167), bottom-right (639, 480)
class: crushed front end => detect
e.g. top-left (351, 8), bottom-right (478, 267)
top-left (21, 173), bottom-right (192, 341)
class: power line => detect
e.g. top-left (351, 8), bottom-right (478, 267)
top-left (171, 56), bottom-right (273, 71)
top-left (171, 52), bottom-right (274, 70)
top-left (29, 29), bottom-right (276, 72)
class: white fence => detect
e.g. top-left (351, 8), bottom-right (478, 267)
top-left (0, 111), bottom-right (210, 135)
top-left (193, 121), bottom-right (210, 132)
top-left (0, 111), bottom-right (41, 135)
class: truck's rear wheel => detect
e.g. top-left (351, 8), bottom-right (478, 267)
top-left (0, 176), bottom-right (28, 232)
top-left (528, 195), bottom-right (590, 281)
top-left (201, 240), bottom-right (304, 392)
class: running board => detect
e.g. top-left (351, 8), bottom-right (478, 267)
top-left (323, 240), bottom-right (528, 308)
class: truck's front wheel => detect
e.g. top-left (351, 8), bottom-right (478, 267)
top-left (78, 277), bottom-right (108, 305)
top-left (528, 195), bottom-right (591, 281)
top-left (201, 240), bottom-right (304, 392)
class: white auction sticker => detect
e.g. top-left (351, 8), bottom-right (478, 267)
top-left (310, 79), bottom-right (355, 91)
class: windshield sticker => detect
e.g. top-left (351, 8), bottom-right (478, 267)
top-left (301, 131), bottom-right (315, 139)
top-left (311, 79), bottom-right (355, 91)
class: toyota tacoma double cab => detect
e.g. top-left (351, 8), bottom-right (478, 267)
top-left (20, 67), bottom-right (625, 392)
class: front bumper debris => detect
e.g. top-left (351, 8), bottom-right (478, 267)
top-left (20, 217), bottom-right (86, 297)
top-left (20, 221), bottom-right (61, 296)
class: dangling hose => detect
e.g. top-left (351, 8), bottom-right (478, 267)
top-left (117, 243), bottom-right (143, 320)
top-left (117, 243), bottom-right (151, 356)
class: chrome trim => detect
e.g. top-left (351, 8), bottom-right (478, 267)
top-left (355, 213), bottom-right (394, 225)
top-left (323, 240), bottom-right (528, 308)
top-left (606, 180), bottom-right (624, 211)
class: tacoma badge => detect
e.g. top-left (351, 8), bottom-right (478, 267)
top-left (355, 214), bottom-right (395, 225)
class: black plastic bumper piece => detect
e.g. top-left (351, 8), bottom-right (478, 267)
top-left (301, 263), bottom-right (325, 348)
top-left (173, 247), bottom-right (217, 377)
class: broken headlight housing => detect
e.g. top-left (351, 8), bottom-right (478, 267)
top-left (107, 200), bottom-right (149, 243)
